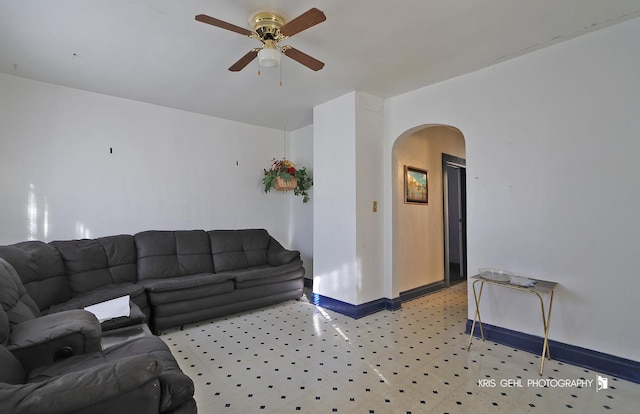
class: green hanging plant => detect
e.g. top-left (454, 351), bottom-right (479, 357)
top-left (262, 158), bottom-right (313, 203)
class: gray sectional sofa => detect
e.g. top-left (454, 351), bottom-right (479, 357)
top-left (0, 229), bottom-right (305, 333)
top-left (0, 228), bottom-right (303, 413)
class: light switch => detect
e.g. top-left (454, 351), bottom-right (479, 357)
top-left (373, 201), bottom-right (378, 212)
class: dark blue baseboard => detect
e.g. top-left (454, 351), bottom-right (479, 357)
top-left (400, 281), bottom-right (446, 302)
top-left (466, 319), bottom-right (640, 384)
top-left (307, 281), bottom-right (639, 383)
top-left (310, 282), bottom-right (445, 319)
top-left (310, 293), bottom-right (401, 319)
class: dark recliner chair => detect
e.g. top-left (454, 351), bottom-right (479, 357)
top-left (0, 338), bottom-right (197, 414)
top-left (0, 257), bottom-right (103, 370)
top-left (0, 258), bottom-right (196, 413)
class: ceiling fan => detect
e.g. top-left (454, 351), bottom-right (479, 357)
top-left (195, 8), bottom-right (326, 72)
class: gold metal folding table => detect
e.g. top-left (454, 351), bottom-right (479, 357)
top-left (467, 274), bottom-right (558, 375)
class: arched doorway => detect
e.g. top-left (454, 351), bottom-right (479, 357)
top-left (392, 125), bottom-right (466, 299)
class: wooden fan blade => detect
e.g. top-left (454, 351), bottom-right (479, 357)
top-left (283, 47), bottom-right (324, 71)
top-left (195, 14), bottom-right (253, 36)
top-left (229, 49), bottom-right (259, 72)
top-left (279, 8), bottom-right (326, 37)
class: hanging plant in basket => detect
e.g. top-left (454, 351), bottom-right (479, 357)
top-left (262, 158), bottom-right (313, 203)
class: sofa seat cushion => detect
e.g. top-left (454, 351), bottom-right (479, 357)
top-left (139, 273), bottom-right (234, 306)
top-left (222, 260), bottom-right (304, 289)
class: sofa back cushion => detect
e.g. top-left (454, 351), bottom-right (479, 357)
top-left (97, 235), bottom-right (139, 283)
top-left (0, 258), bottom-right (41, 325)
top-left (51, 235), bottom-right (138, 296)
top-left (135, 230), bottom-right (214, 280)
top-left (0, 242), bottom-right (68, 313)
top-left (208, 229), bottom-right (270, 272)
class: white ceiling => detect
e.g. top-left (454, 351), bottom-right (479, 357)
top-left (1, 1), bottom-right (640, 130)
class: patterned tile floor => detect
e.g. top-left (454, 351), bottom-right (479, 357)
top-left (160, 283), bottom-right (637, 413)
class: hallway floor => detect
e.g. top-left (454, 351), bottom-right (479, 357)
top-left (160, 283), bottom-right (636, 413)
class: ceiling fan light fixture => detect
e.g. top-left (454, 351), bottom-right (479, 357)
top-left (258, 47), bottom-right (281, 68)
top-left (196, 8), bottom-right (326, 72)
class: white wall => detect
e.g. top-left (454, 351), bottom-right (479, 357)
top-left (313, 92), bottom-right (358, 303)
top-left (289, 125), bottom-right (314, 278)
top-left (354, 93), bottom-right (385, 304)
top-left (313, 92), bottom-right (385, 305)
top-left (0, 74), bottom-right (292, 245)
top-left (384, 16), bottom-right (640, 361)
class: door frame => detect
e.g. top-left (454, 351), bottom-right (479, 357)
top-left (442, 153), bottom-right (467, 287)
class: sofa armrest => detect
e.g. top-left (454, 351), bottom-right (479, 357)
top-left (267, 237), bottom-right (301, 266)
top-left (8, 309), bottom-right (102, 371)
top-left (158, 371), bottom-right (197, 413)
top-left (0, 355), bottom-right (162, 414)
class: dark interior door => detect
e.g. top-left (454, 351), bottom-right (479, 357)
top-left (443, 154), bottom-right (467, 285)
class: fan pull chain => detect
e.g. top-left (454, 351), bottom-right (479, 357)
top-left (279, 59), bottom-right (283, 86)
top-left (283, 123), bottom-right (287, 158)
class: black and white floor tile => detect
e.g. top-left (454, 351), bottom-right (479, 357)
top-left (160, 283), bottom-right (636, 413)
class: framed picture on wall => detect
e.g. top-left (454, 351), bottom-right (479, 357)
top-left (404, 165), bottom-right (428, 204)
